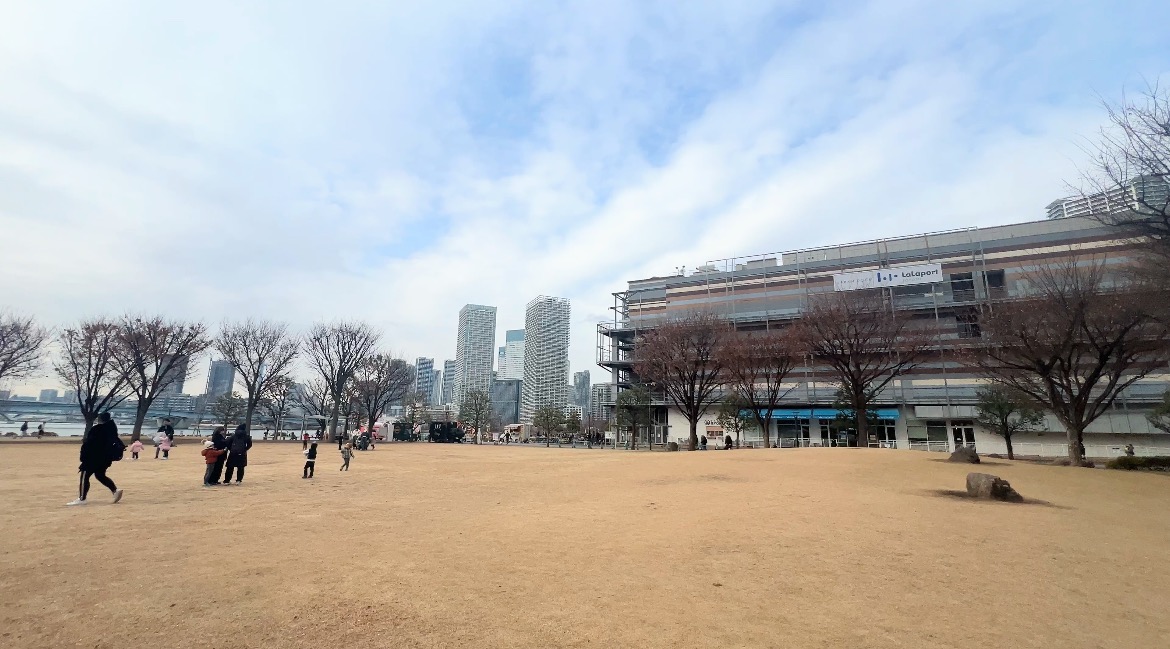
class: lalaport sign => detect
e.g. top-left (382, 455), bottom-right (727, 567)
top-left (832, 263), bottom-right (942, 292)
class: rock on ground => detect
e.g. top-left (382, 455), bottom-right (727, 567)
top-left (948, 447), bottom-right (980, 463)
top-left (966, 472), bottom-right (1024, 502)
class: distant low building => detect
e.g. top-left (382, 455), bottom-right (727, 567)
top-left (39, 389), bottom-right (59, 403)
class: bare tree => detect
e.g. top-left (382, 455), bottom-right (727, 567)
top-left (614, 384), bottom-right (651, 450)
top-left (54, 319), bottom-right (131, 437)
top-left (0, 312), bottom-right (50, 386)
top-left (715, 392), bottom-right (754, 448)
top-left (113, 316), bottom-right (211, 441)
top-left (633, 312), bottom-right (727, 451)
top-left (721, 328), bottom-right (799, 448)
top-left (353, 354), bottom-right (414, 438)
top-left (974, 258), bottom-right (1169, 464)
top-left (303, 322), bottom-right (380, 441)
top-left (532, 404), bottom-right (564, 447)
top-left (261, 375), bottom-right (296, 435)
top-left (1077, 82), bottom-right (1170, 249)
top-left (459, 389), bottom-right (493, 443)
top-left (796, 291), bottom-right (931, 448)
top-left (973, 385), bottom-right (1046, 461)
top-left (214, 320), bottom-right (300, 434)
top-left (292, 378), bottom-right (333, 433)
top-left (211, 392), bottom-right (246, 429)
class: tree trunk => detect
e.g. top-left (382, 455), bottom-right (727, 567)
top-left (855, 398), bottom-right (869, 448)
top-left (131, 399), bottom-right (150, 442)
top-left (688, 420), bottom-right (698, 451)
top-left (82, 415), bottom-right (97, 442)
top-left (328, 402), bottom-right (341, 443)
top-left (1067, 426), bottom-right (1085, 464)
top-left (245, 402), bottom-right (256, 435)
top-left (1005, 434), bottom-right (1015, 461)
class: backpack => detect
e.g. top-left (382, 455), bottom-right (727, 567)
top-left (110, 436), bottom-right (127, 462)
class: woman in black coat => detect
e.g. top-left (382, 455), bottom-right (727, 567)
top-left (68, 412), bottom-right (124, 506)
top-left (223, 424), bottom-right (253, 484)
top-left (209, 426), bottom-right (230, 484)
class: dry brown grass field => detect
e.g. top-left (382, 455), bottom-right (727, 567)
top-left (1, 440), bottom-right (1168, 648)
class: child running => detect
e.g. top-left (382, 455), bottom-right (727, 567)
top-left (129, 439), bottom-right (144, 460)
top-left (302, 442), bottom-right (318, 479)
top-left (340, 443), bottom-right (353, 471)
top-left (159, 433), bottom-right (173, 460)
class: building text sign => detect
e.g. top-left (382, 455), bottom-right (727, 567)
top-left (832, 263), bottom-right (942, 292)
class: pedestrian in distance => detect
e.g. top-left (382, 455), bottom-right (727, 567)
top-left (68, 412), bottom-right (124, 506)
top-left (129, 439), bottom-right (144, 460)
top-left (340, 443), bottom-right (353, 471)
top-left (303, 442), bottom-right (318, 478)
top-left (223, 424), bottom-right (252, 484)
top-left (158, 433), bottom-right (172, 460)
top-left (302, 432), bottom-right (309, 451)
top-left (700, 436), bottom-right (708, 451)
top-left (337, 431), bottom-right (345, 451)
top-left (37, 423), bottom-right (45, 437)
top-left (209, 426), bottom-right (230, 484)
top-left (201, 440), bottom-right (225, 487)
top-left (159, 418), bottom-right (175, 444)
top-left (20, 421), bottom-right (28, 436)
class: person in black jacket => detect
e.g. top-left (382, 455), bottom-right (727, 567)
top-left (223, 424), bottom-right (253, 484)
top-left (208, 426), bottom-right (230, 484)
top-left (68, 412), bottom-right (124, 506)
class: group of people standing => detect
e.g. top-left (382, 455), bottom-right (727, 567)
top-left (201, 424), bottom-right (253, 486)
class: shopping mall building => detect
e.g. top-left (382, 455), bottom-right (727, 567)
top-left (596, 215), bottom-right (1170, 457)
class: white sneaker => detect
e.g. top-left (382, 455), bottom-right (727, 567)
top-left (66, 499), bottom-right (87, 506)
top-left (113, 489), bottom-right (123, 504)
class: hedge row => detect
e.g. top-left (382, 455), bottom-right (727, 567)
top-left (1105, 456), bottom-right (1170, 471)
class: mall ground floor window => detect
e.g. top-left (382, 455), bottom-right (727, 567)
top-left (777, 420), bottom-right (811, 447)
top-left (872, 419), bottom-right (897, 448)
top-left (951, 420), bottom-right (975, 450)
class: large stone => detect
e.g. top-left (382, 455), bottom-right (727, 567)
top-left (965, 473), bottom-right (1024, 502)
top-left (948, 447), bottom-right (980, 464)
top-left (666, 442), bottom-right (680, 452)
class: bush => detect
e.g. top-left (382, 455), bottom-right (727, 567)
top-left (1105, 456), bottom-right (1170, 471)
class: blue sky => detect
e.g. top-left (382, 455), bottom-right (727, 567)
top-left (0, 0), bottom-right (1166, 393)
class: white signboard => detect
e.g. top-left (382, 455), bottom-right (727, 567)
top-left (833, 263), bottom-right (942, 292)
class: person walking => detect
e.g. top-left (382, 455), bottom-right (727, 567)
top-left (209, 426), bottom-right (230, 484)
top-left (302, 432), bottom-right (309, 451)
top-left (158, 419), bottom-right (175, 444)
top-left (159, 433), bottom-right (173, 460)
top-left (223, 424), bottom-right (252, 484)
top-left (129, 438), bottom-right (144, 460)
top-left (340, 443), bottom-right (353, 471)
top-left (303, 442), bottom-right (318, 478)
top-left (337, 431), bottom-right (345, 451)
top-left (20, 421), bottom-right (28, 436)
top-left (201, 440), bottom-right (225, 487)
top-left (68, 412), bottom-right (124, 506)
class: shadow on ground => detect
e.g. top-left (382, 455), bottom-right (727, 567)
top-left (928, 458), bottom-right (1013, 467)
top-left (923, 489), bottom-right (1072, 510)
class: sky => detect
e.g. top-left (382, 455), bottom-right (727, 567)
top-left (1, 0), bottom-right (1166, 395)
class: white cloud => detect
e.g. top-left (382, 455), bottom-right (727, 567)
top-left (0, 0), bottom-right (1163, 394)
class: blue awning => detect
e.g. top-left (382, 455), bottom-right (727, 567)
top-left (749, 408), bottom-right (900, 420)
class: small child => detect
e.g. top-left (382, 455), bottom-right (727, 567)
top-left (159, 434), bottom-right (173, 460)
top-left (129, 439), bottom-right (144, 460)
top-left (303, 442), bottom-right (318, 479)
top-left (201, 440), bottom-right (225, 487)
top-left (340, 443), bottom-right (353, 471)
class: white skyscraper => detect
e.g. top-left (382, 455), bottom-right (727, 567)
top-left (498, 329), bottom-right (525, 380)
top-left (520, 296), bottom-right (571, 423)
top-left (454, 304), bottom-right (497, 407)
